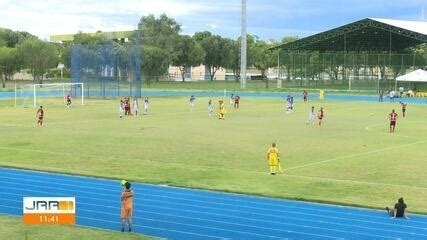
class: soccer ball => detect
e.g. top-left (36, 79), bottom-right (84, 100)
top-left (120, 179), bottom-right (127, 186)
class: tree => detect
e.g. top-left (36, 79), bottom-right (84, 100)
top-left (138, 14), bottom-right (181, 81)
top-left (251, 40), bottom-right (276, 88)
top-left (0, 29), bottom-right (37, 87)
top-left (224, 35), bottom-right (257, 82)
top-left (193, 32), bottom-right (229, 81)
top-left (0, 47), bottom-right (21, 88)
top-left (172, 35), bottom-right (204, 82)
top-left (17, 38), bottom-right (58, 83)
top-left (142, 45), bottom-right (170, 83)
top-left (139, 14), bottom-right (180, 50)
top-left (58, 43), bottom-right (72, 70)
top-left (0, 28), bottom-right (36, 48)
top-left (245, 34), bottom-right (257, 68)
top-left (224, 38), bottom-right (240, 81)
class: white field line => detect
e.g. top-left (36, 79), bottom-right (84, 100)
top-left (286, 139), bottom-right (427, 171)
top-left (364, 123), bottom-right (423, 140)
top-left (2, 139), bottom-right (427, 192)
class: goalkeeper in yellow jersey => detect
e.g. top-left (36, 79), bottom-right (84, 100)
top-left (267, 143), bottom-right (282, 175)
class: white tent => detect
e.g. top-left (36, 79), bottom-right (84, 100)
top-left (396, 69), bottom-right (427, 82)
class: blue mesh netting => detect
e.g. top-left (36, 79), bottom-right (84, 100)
top-left (71, 33), bottom-right (141, 98)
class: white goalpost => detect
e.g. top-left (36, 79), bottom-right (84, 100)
top-left (17, 82), bottom-right (84, 107)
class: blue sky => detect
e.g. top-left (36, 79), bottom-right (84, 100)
top-left (0, 0), bottom-right (425, 41)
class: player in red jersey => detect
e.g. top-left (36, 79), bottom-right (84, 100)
top-left (234, 95), bottom-right (240, 109)
top-left (66, 94), bottom-right (72, 108)
top-left (128, 97), bottom-right (132, 115)
top-left (124, 98), bottom-right (129, 116)
top-left (36, 106), bottom-right (44, 126)
top-left (389, 109), bottom-right (398, 133)
top-left (317, 107), bottom-right (324, 126)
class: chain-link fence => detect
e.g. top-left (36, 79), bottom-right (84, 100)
top-left (277, 52), bottom-right (427, 91)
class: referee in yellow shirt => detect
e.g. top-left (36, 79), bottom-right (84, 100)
top-left (267, 143), bottom-right (281, 175)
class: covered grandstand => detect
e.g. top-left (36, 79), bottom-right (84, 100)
top-left (272, 18), bottom-right (427, 90)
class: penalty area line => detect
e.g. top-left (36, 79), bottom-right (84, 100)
top-left (364, 123), bottom-right (422, 140)
top-left (286, 139), bottom-right (427, 171)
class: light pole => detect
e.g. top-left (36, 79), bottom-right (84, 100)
top-left (240, 0), bottom-right (247, 89)
top-left (277, 51), bottom-right (282, 89)
top-left (134, 22), bottom-right (142, 97)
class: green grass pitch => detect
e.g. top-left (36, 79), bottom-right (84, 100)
top-left (1, 96), bottom-right (427, 215)
top-left (0, 215), bottom-right (151, 239)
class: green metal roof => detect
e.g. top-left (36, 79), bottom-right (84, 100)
top-left (272, 18), bottom-right (427, 52)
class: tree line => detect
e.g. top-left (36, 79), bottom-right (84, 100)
top-left (0, 28), bottom-right (58, 87)
top-left (139, 14), bottom-right (281, 83)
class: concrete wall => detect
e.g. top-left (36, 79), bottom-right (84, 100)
top-left (168, 65), bottom-right (227, 81)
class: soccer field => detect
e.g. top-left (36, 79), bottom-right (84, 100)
top-left (1, 96), bottom-right (427, 213)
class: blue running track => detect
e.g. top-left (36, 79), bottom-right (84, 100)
top-left (1, 167), bottom-right (427, 239)
top-left (1, 89), bottom-right (427, 104)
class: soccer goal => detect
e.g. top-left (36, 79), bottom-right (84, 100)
top-left (17, 83), bottom-right (84, 107)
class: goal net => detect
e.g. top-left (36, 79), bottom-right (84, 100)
top-left (18, 83), bottom-right (84, 108)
